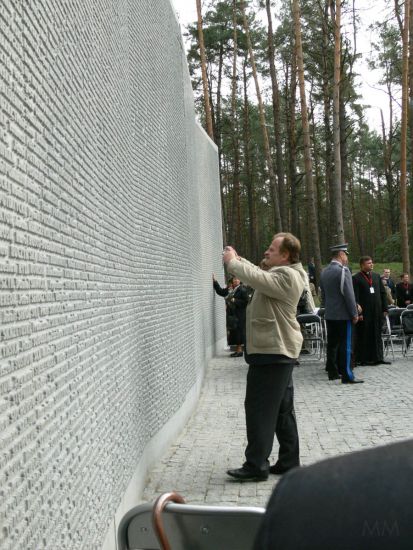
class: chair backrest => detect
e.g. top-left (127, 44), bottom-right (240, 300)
top-left (297, 313), bottom-right (322, 325)
top-left (388, 308), bottom-right (405, 324)
top-left (382, 315), bottom-right (391, 335)
top-left (118, 497), bottom-right (265, 550)
top-left (401, 310), bottom-right (413, 335)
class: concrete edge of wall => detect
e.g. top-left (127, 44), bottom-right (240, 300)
top-left (195, 120), bottom-right (219, 152)
top-left (167, 0), bottom-right (183, 34)
top-left (101, 336), bottom-right (227, 550)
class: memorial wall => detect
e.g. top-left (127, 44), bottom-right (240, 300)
top-left (0, 1), bottom-right (225, 548)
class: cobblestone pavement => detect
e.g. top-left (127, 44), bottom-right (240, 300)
top-left (142, 352), bottom-right (413, 508)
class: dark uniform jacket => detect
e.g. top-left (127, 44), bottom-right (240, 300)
top-left (320, 261), bottom-right (357, 320)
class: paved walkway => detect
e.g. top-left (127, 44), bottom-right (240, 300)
top-left (143, 352), bottom-right (413, 508)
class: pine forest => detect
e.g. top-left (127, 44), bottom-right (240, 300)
top-left (187, 0), bottom-right (413, 280)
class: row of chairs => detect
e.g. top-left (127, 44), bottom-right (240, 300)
top-left (297, 310), bottom-right (327, 361)
top-left (383, 306), bottom-right (413, 358)
top-left (297, 305), bottom-right (413, 361)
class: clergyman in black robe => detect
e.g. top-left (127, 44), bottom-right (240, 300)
top-left (352, 256), bottom-right (389, 365)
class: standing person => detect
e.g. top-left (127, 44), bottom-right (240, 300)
top-left (381, 277), bottom-right (395, 307)
top-left (382, 268), bottom-right (396, 298)
top-left (396, 273), bottom-right (413, 308)
top-left (212, 274), bottom-right (249, 357)
top-left (308, 257), bottom-right (316, 287)
top-left (222, 233), bottom-right (307, 481)
top-left (320, 244), bottom-right (362, 384)
top-left (352, 256), bottom-right (390, 366)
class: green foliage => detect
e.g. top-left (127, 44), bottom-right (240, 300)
top-left (374, 229), bottom-right (413, 263)
top-left (374, 233), bottom-right (403, 262)
top-left (368, 21), bottom-right (402, 85)
top-left (187, 0), bottom-right (412, 268)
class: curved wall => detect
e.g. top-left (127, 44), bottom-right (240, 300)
top-left (0, 1), bottom-right (225, 548)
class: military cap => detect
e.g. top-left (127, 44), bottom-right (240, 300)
top-left (330, 243), bottom-right (349, 255)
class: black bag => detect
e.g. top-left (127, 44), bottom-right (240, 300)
top-left (297, 290), bottom-right (312, 315)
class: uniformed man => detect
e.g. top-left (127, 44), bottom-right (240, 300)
top-left (320, 244), bottom-right (363, 384)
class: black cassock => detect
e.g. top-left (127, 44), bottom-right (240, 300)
top-left (353, 271), bottom-right (387, 364)
top-left (213, 281), bottom-right (249, 345)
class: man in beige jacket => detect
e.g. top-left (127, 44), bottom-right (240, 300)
top-left (223, 233), bottom-right (306, 481)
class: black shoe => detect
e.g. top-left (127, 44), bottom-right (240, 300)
top-left (227, 467), bottom-right (268, 481)
top-left (269, 463), bottom-right (298, 475)
top-left (328, 373), bottom-right (341, 380)
top-left (342, 378), bottom-right (364, 384)
top-left (230, 352), bottom-right (243, 357)
top-left (377, 360), bottom-right (392, 365)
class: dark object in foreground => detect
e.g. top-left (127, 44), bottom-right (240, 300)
top-left (254, 439), bottom-right (413, 550)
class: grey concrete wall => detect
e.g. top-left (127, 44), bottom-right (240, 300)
top-left (0, 1), bottom-right (225, 549)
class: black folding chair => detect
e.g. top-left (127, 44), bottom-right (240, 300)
top-left (401, 309), bottom-right (413, 356)
top-left (296, 313), bottom-right (325, 360)
top-left (384, 308), bottom-right (406, 359)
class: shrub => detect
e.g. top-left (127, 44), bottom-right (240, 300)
top-left (374, 233), bottom-right (402, 262)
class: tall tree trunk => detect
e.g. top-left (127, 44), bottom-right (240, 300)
top-left (215, 42), bottom-right (224, 149)
top-left (196, 0), bottom-right (214, 139)
top-left (241, 0), bottom-right (282, 232)
top-left (339, 91), bottom-right (349, 224)
top-left (321, 0), bottom-right (334, 240)
top-left (292, 0), bottom-right (322, 279)
top-left (309, 88), bottom-right (325, 265)
top-left (380, 108), bottom-right (398, 233)
top-left (243, 60), bottom-right (259, 263)
top-left (349, 174), bottom-right (363, 255)
top-left (265, 0), bottom-right (287, 229)
top-left (400, 0), bottom-right (411, 273)
top-left (376, 174), bottom-right (386, 243)
top-left (331, 0), bottom-right (345, 242)
top-left (230, 0), bottom-right (241, 251)
top-left (215, 43), bottom-right (227, 245)
top-left (409, 0), bottom-right (413, 211)
top-left (286, 58), bottom-right (299, 237)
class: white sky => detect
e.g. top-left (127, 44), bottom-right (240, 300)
top-left (170, 0), bottom-right (198, 24)
top-left (170, 0), bottom-right (396, 132)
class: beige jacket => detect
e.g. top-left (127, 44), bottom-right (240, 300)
top-left (227, 258), bottom-right (307, 358)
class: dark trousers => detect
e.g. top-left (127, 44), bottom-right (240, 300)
top-left (326, 320), bottom-right (354, 382)
top-left (244, 364), bottom-right (299, 474)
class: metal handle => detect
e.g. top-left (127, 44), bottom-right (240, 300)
top-left (152, 492), bottom-right (185, 550)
